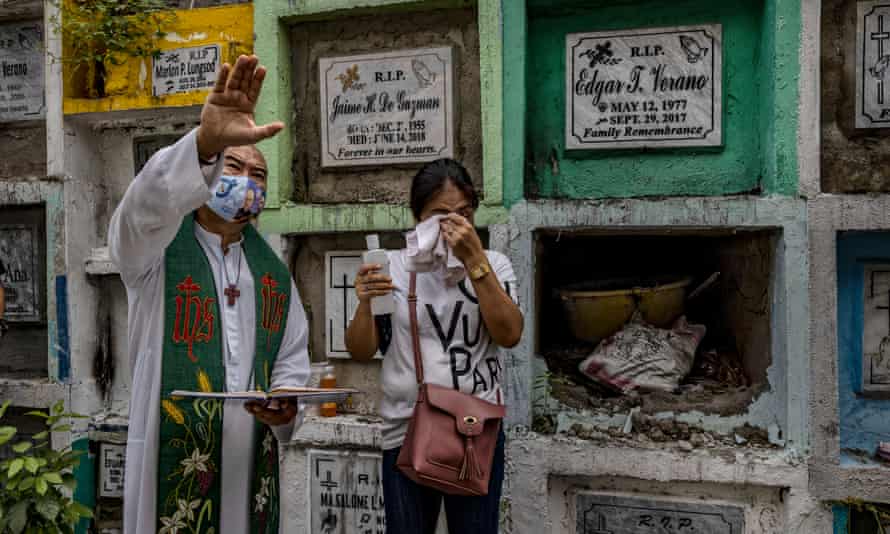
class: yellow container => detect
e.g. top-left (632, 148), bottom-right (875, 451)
top-left (558, 277), bottom-right (693, 344)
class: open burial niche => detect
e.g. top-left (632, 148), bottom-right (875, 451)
top-left (534, 228), bottom-right (779, 440)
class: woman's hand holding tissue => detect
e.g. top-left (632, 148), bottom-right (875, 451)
top-left (440, 213), bottom-right (486, 268)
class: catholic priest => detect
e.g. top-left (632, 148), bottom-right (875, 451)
top-left (109, 54), bottom-right (310, 534)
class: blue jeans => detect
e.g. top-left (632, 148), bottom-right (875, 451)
top-left (382, 430), bottom-right (505, 534)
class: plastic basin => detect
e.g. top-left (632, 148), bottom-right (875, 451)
top-left (558, 276), bottom-right (693, 344)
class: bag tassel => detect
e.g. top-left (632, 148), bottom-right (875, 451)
top-left (459, 437), bottom-right (483, 481)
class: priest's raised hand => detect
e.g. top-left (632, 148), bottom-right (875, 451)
top-left (196, 54), bottom-right (284, 161)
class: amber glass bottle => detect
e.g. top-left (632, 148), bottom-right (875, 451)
top-left (320, 365), bottom-right (337, 417)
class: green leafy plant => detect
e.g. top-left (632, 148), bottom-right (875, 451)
top-left (50, 0), bottom-right (176, 97)
top-left (0, 400), bottom-right (92, 534)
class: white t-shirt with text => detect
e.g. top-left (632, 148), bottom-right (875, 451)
top-left (379, 249), bottom-right (519, 450)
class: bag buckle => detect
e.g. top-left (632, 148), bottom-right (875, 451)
top-left (463, 416), bottom-right (479, 425)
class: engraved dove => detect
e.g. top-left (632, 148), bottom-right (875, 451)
top-left (679, 35), bottom-right (709, 64)
top-left (870, 55), bottom-right (890, 79)
top-left (17, 27), bottom-right (39, 50)
top-left (412, 59), bottom-right (436, 88)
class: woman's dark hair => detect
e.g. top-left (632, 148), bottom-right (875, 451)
top-left (409, 158), bottom-right (479, 219)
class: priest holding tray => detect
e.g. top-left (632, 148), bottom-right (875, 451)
top-left (109, 54), bottom-right (310, 534)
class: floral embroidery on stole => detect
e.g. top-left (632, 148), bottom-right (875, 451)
top-left (157, 214), bottom-right (289, 534)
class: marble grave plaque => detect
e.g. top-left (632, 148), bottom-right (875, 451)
top-left (0, 21), bottom-right (44, 122)
top-left (319, 47), bottom-right (454, 167)
top-left (577, 494), bottom-right (745, 534)
top-left (0, 224), bottom-right (40, 322)
top-left (857, 2), bottom-right (890, 128)
top-left (325, 251), bottom-right (381, 359)
top-left (308, 449), bottom-right (386, 534)
top-left (99, 443), bottom-right (125, 498)
top-left (152, 44), bottom-right (220, 97)
top-left (566, 25), bottom-right (722, 150)
top-left (861, 264), bottom-right (890, 395)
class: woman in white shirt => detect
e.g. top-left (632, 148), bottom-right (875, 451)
top-left (346, 158), bottom-right (523, 534)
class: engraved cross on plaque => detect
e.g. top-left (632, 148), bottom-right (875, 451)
top-left (869, 269), bottom-right (890, 382)
top-left (872, 15), bottom-right (890, 104)
top-left (330, 272), bottom-right (354, 353)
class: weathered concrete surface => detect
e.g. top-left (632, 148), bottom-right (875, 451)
top-left (808, 196), bottom-right (890, 504)
top-left (0, 181), bottom-right (63, 385)
top-left (291, 8), bottom-right (482, 204)
top-left (821, 0), bottom-right (890, 192)
top-left (280, 416), bottom-right (448, 533)
top-left (0, 122), bottom-right (46, 178)
top-left (504, 432), bottom-right (829, 534)
top-left (0, 1), bottom-right (42, 21)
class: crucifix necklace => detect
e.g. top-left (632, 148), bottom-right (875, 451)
top-left (222, 245), bottom-right (242, 306)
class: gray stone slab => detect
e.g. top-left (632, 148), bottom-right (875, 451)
top-left (318, 47), bottom-right (455, 167)
top-left (861, 264), bottom-right (890, 396)
top-left (324, 251), bottom-right (379, 359)
top-left (152, 44), bottom-right (220, 97)
top-left (308, 449), bottom-right (386, 534)
top-left (856, 2), bottom-right (890, 128)
top-left (99, 443), bottom-right (125, 498)
top-left (0, 223), bottom-right (40, 322)
top-left (565, 24), bottom-right (722, 150)
top-left (0, 21), bottom-right (44, 122)
top-left (576, 493), bottom-right (744, 534)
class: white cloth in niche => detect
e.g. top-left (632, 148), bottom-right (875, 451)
top-left (404, 215), bottom-right (466, 285)
top-left (108, 128), bottom-right (311, 534)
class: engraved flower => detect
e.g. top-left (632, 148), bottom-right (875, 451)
top-left (181, 448), bottom-right (210, 477)
top-left (262, 431), bottom-right (273, 454)
top-left (162, 399), bottom-right (185, 425)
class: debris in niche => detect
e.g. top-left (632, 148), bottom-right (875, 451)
top-left (540, 270), bottom-right (767, 438)
top-left (577, 313), bottom-right (707, 394)
top-left (565, 415), bottom-right (776, 450)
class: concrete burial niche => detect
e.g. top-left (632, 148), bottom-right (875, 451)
top-left (534, 228), bottom-right (779, 440)
top-left (290, 7), bottom-right (482, 205)
top-left (821, 0), bottom-right (890, 193)
top-left (836, 232), bottom-right (890, 463)
top-left (521, 0), bottom-right (798, 199)
top-left (0, 204), bottom-right (48, 379)
top-left (504, 198), bottom-right (808, 447)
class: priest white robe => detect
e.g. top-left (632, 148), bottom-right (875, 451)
top-left (109, 129), bottom-right (311, 534)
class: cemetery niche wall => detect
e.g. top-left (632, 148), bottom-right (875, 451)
top-left (290, 8), bottom-right (481, 205)
top-left (524, 0), bottom-right (796, 199)
top-left (0, 205), bottom-right (47, 379)
top-left (0, 18), bottom-right (46, 178)
top-left (822, 0), bottom-right (890, 193)
top-left (836, 232), bottom-right (890, 462)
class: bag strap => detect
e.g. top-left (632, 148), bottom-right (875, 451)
top-left (409, 272), bottom-right (425, 385)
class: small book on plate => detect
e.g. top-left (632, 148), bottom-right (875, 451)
top-left (169, 387), bottom-right (359, 404)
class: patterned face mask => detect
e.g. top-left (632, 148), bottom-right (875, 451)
top-left (206, 175), bottom-right (266, 222)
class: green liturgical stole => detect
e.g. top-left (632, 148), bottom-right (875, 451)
top-left (157, 214), bottom-right (290, 534)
